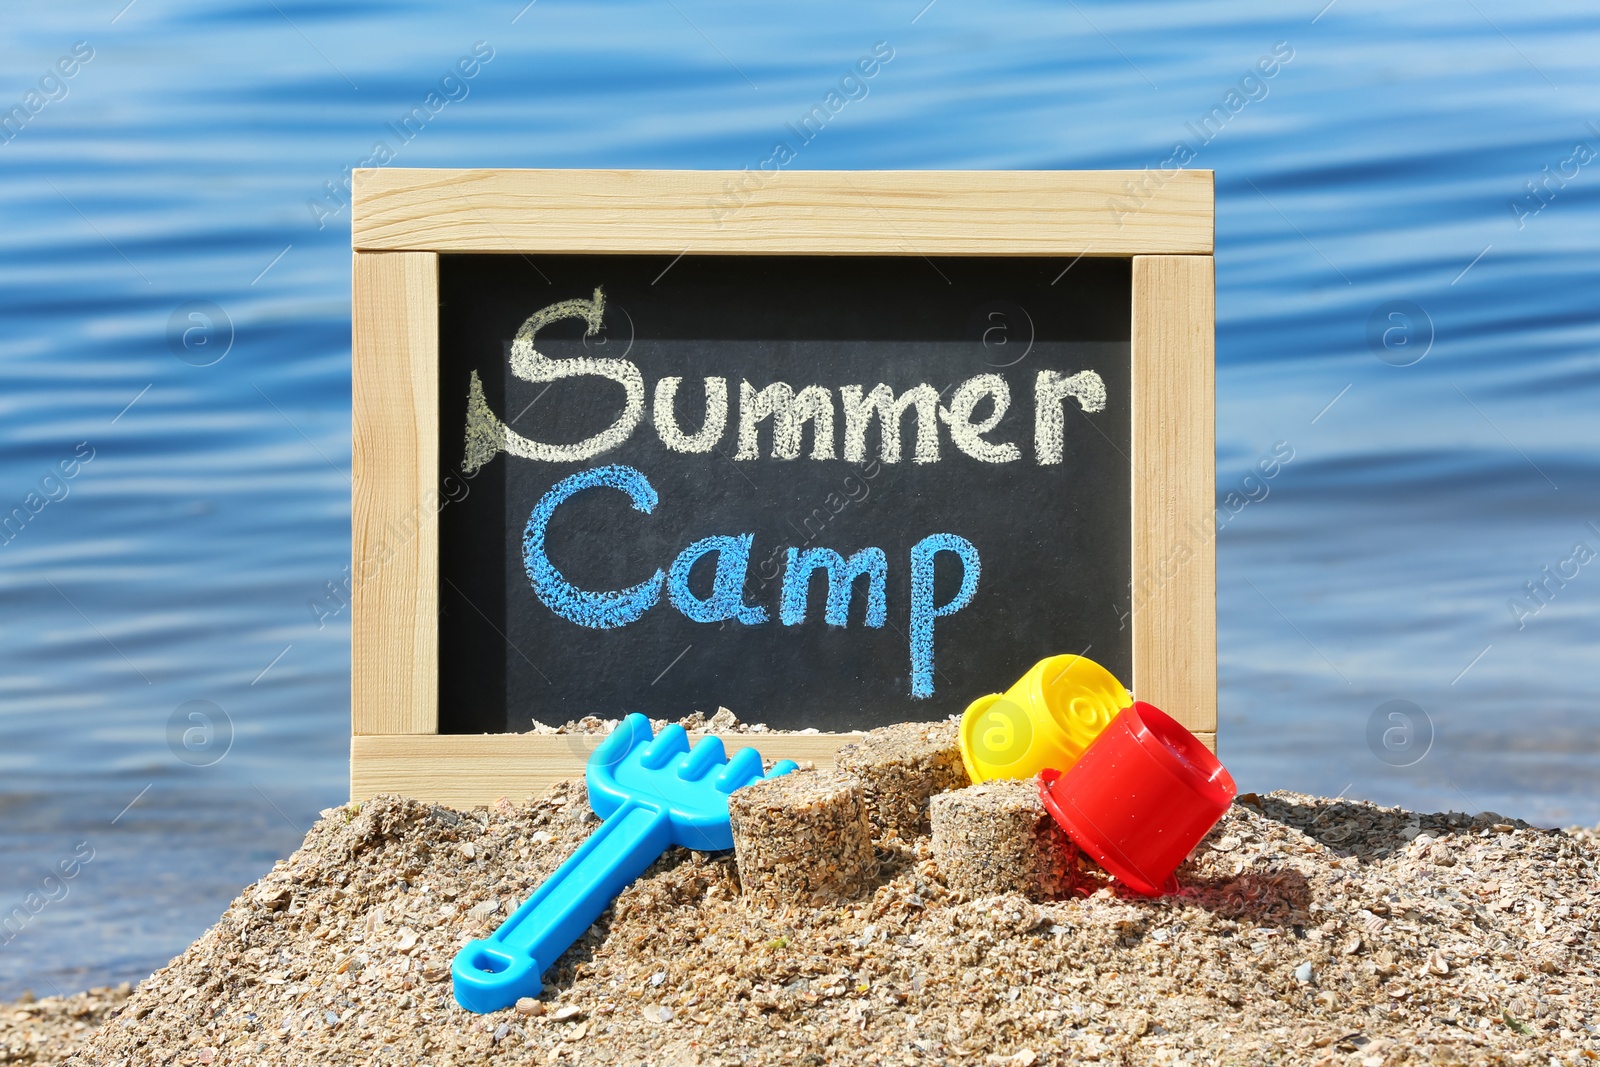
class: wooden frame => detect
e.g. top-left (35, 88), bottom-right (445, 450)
top-left (351, 169), bottom-right (1214, 807)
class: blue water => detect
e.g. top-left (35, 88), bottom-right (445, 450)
top-left (2, 0), bottom-right (1597, 1000)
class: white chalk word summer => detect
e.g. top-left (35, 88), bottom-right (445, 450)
top-left (461, 289), bottom-right (1107, 472)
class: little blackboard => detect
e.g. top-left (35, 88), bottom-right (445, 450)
top-left (348, 167), bottom-right (1215, 807)
top-left (436, 254), bottom-right (1131, 733)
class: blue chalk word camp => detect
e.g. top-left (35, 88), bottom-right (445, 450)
top-left (522, 464), bottom-right (979, 700)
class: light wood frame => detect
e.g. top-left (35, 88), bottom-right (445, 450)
top-left (351, 169), bottom-right (1214, 807)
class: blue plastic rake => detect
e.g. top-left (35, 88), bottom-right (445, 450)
top-left (452, 713), bottom-right (798, 1013)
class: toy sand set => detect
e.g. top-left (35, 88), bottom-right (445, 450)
top-left (23, 690), bottom-right (1600, 1066)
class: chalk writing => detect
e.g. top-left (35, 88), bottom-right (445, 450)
top-left (654, 376), bottom-right (729, 453)
top-left (436, 254), bottom-right (1133, 729)
top-left (521, 462), bottom-right (980, 696)
top-left (463, 289), bottom-right (1108, 473)
top-left (909, 534), bottom-right (982, 698)
top-left (779, 546), bottom-right (888, 627)
top-left (522, 464), bottom-right (664, 629)
top-left (667, 534), bottom-right (769, 625)
top-left (736, 381), bottom-right (836, 461)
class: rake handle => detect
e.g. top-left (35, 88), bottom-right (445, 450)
top-left (452, 799), bottom-right (672, 1013)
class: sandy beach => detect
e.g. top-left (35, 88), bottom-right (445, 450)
top-left (9, 772), bottom-right (1591, 1067)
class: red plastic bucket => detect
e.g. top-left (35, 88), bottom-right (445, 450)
top-left (1038, 701), bottom-right (1236, 896)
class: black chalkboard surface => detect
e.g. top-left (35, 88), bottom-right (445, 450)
top-left (437, 254), bottom-right (1130, 734)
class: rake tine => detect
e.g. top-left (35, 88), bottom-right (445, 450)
top-left (712, 746), bottom-right (765, 793)
top-left (679, 735), bottom-right (727, 781)
top-left (591, 713), bottom-right (651, 772)
top-left (640, 723), bottom-right (690, 769)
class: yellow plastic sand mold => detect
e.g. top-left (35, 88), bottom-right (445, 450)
top-left (958, 654), bottom-right (1133, 783)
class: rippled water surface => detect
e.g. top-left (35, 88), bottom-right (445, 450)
top-left (2, 0), bottom-right (1597, 998)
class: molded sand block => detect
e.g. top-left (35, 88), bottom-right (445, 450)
top-left (930, 779), bottom-right (1075, 900)
top-left (834, 720), bottom-right (968, 841)
top-left (728, 770), bottom-right (876, 906)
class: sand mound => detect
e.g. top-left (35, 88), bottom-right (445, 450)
top-left (63, 784), bottom-right (1600, 1066)
top-left (0, 983), bottom-right (130, 1064)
